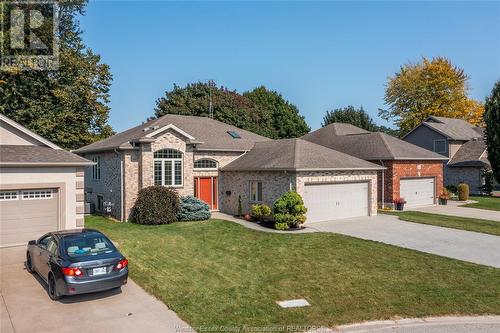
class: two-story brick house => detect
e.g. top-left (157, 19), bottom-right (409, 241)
top-left (403, 116), bottom-right (490, 194)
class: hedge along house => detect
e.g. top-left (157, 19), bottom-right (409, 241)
top-left (302, 123), bottom-right (447, 209)
top-left (220, 139), bottom-right (385, 223)
top-left (74, 114), bottom-right (271, 221)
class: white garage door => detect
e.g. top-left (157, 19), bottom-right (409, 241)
top-left (0, 189), bottom-right (58, 247)
top-left (303, 182), bottom-right (369, 223)
top-left (400, 178), bottom-right (435, 208)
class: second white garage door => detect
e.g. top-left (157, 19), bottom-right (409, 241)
top-left (303, 182), bottom-right (369, 223)
top-left (400, 178), bottom-right (435, 208)
top-left (0, 189), bottom-right (58, 247)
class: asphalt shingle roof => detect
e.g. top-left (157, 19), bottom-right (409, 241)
top-left (421, 116), bottom-right (484, 141)
top-left (74, 114), bottom-right (271, 153)
top-left (221, 139), bottom-right (385, 171)
top-left (0, 145), bottom-right (93, 166)
top-left (302, 123), bottom-right (447, 161)
top-left (448, 139), bottom-right (489, 167)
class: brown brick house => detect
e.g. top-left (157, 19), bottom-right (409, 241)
top-left (75, 115), bottom-right (384, 223)
top-left (302, 123), bottom-right (447, 208)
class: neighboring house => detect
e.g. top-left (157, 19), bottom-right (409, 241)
top-left (403, 116), bottom-right (489, 194)
top-left (75, 115), bottom-right (384, 223)
top-left (302, 123), bottom-right (447, 208)
top-left (0, 114), bottom-right (92, 247)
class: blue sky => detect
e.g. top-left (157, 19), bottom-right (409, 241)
top-left (81, 1), bottom-right (500, 132)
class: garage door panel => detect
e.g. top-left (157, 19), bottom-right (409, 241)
top-left (303, 182), bottom-right (369, 223)
top-left (0, 189), bottom-right (58, 247)
top-left (400, 178), bottom-right (435, 208)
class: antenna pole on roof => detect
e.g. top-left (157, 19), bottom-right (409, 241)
top-left (208, 80), bottom-right (214, 119)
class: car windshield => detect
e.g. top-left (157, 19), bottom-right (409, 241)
top-left (62, 233), bottom-right (116, 258)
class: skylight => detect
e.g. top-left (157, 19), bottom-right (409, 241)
top-left (227, 131), bottom-right (241, 139)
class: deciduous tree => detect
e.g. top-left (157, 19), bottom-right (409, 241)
top-left (379, 57), bottom-right (484, 135)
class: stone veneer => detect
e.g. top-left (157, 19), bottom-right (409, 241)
top-left (376, 160), bottom-right (443, 206)
top-left (75, 167), bottom-right (86, 227)
top-left (219, 170), bottom-right (379, 217)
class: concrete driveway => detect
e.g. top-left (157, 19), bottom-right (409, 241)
top-left (0, 246), bottom-right (191, 333)
top-left (412, 201), bottom-right (500, 222)
top-left (308, 214), bottom-right (500, 268)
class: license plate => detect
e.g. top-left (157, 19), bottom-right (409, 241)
top-left (93, 267), bottom-right (107, 275)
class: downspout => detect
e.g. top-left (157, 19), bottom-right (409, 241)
top-left (114, 149), bottom-right (124, 222)
top-left (380, 160), bottom-right (385, 209)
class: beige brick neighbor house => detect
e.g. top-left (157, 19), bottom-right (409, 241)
top-left (75, 115), bottom-right (384, 223)
top-left (0, 114), bottom-right (93, 247)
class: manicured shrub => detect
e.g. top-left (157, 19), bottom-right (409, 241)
top-left (458, 183), bottom-right (469, 201)
top-left (445, 185), bottom-right (458, 194)
top-left (237, 195), bottom-right (243, 217)
top-left (273, 191), bottom-right (307, 229)
top-left (177, 196), bottom-right (211, 221)
top-left (130, 186), bottom-right (179, 225)
top-left (251, 204), bottom-right (272, 222)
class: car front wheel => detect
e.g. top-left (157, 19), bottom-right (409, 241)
top-left (26, 252), bottom-right (34, 273)
top-left (48, 274), bottom-right (61, 301)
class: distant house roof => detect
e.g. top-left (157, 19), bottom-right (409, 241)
top-left (74, 114), bottom-right (271, 154)
top-left (448, 139), bottom-right (490, 168)
top-left (406, 116), bottom-right (484, 141)
top-left (221, 139), bottom-right (385, 172)
top-left (302, 123), bottom-right (447, 161)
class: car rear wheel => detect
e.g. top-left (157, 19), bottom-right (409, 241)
top-left (26, 252), bottom-right (34, 273)
top-left (48, 274), bottom-right (61, 301)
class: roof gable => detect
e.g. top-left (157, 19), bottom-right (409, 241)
top-left (404, 116), bottom-right (484, 141)
top-left (0, 114), bottom-right (59, 149)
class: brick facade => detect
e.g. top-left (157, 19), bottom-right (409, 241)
top-left (376, 160), bottom-right (443, 205)
top-left (444, 166), bottom-right (483, 195)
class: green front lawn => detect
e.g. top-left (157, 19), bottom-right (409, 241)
top-left (381, 211), bottom-right (500, 236)
top-left (461, 196), bottom-right (500, 211)
top-left (86, 216), bottom-right (500, 330)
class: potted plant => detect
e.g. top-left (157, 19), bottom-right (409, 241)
top-left (439, 189), bottom-right (450, 205)
top-left (394, 197), bottom-right (406, 211)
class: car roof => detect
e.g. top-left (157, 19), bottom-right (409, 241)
top-left (51, 228), bottom-right (103, 239)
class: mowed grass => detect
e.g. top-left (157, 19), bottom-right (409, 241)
top-left (86, 215), bottom-right (500, 329)
top-left (382, 211), bottom-right (500, 236)
top-left (462, 196), bottom-right (500, 211)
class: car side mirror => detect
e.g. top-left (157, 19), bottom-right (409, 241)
top-left (28, 240), bottom-right (37, 245)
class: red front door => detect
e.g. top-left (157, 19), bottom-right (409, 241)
top-left (194, 177), bottom-right (218, 210)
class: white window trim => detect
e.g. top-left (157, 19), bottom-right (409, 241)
top-left (433, 139), bottom-right (447, 153)
top-left (193, 159), bottom-right (218, 170)
top-left (0, 191), bottom-right (19, 201)
top-left (92, 156), bottom-right (101, 180)
top-left (153, 150), bottom-right (184, 188)
top-left (21, 190), bottom-right (53, 200)
top-left (249, 181), bottom-right (263, 203)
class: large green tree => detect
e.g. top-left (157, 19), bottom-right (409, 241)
top-left (322, 106), bottom-right (399, 137)
top-left (243, 86), bottom-right (309, 139)
top-left (484, 80), bottom-right (500, 182)
top-left (0, 0), bottom-right (113, 149)
top-left (155, 83), bottom-right (309, 139)
top-left (379, 57), bottom-right (484, 135)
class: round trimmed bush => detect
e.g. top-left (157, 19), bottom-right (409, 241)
top-left (130, 186), bottom-right (179, 225)
top-left (177, 196), bottom-right (211, 221)
top-left (273, 191), bottom-right (307, 229)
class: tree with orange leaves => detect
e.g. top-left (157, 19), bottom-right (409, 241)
top-left (379, 57), bottom-right (484, 136)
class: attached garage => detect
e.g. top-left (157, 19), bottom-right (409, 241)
top-left (400, 177), bottom-right (435, 208)
top-left (0, 189), bottom-right (58, 247)
top-left (303, 182), bottom-right (369, 222)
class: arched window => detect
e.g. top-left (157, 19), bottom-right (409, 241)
top-left (194, 159), bottom-right (218, 170)
top-left (154, 149), bottom-right (183, 186)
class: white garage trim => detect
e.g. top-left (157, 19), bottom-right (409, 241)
top-left (0, 183), bottom-right (65, 248)
top-left (399, 177), bottom-right (436, 208)
top-left (303, 181), bottom-right (371, 223)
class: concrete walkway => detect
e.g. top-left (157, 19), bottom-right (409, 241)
top-left (412, 201), bottom-right (500, 222)
top-left (316, 315), bottom-right (500, 332)
top-left (214, 212), bottom-right (500, 268)
top-left (0, 246), bottom-right (192, 333)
